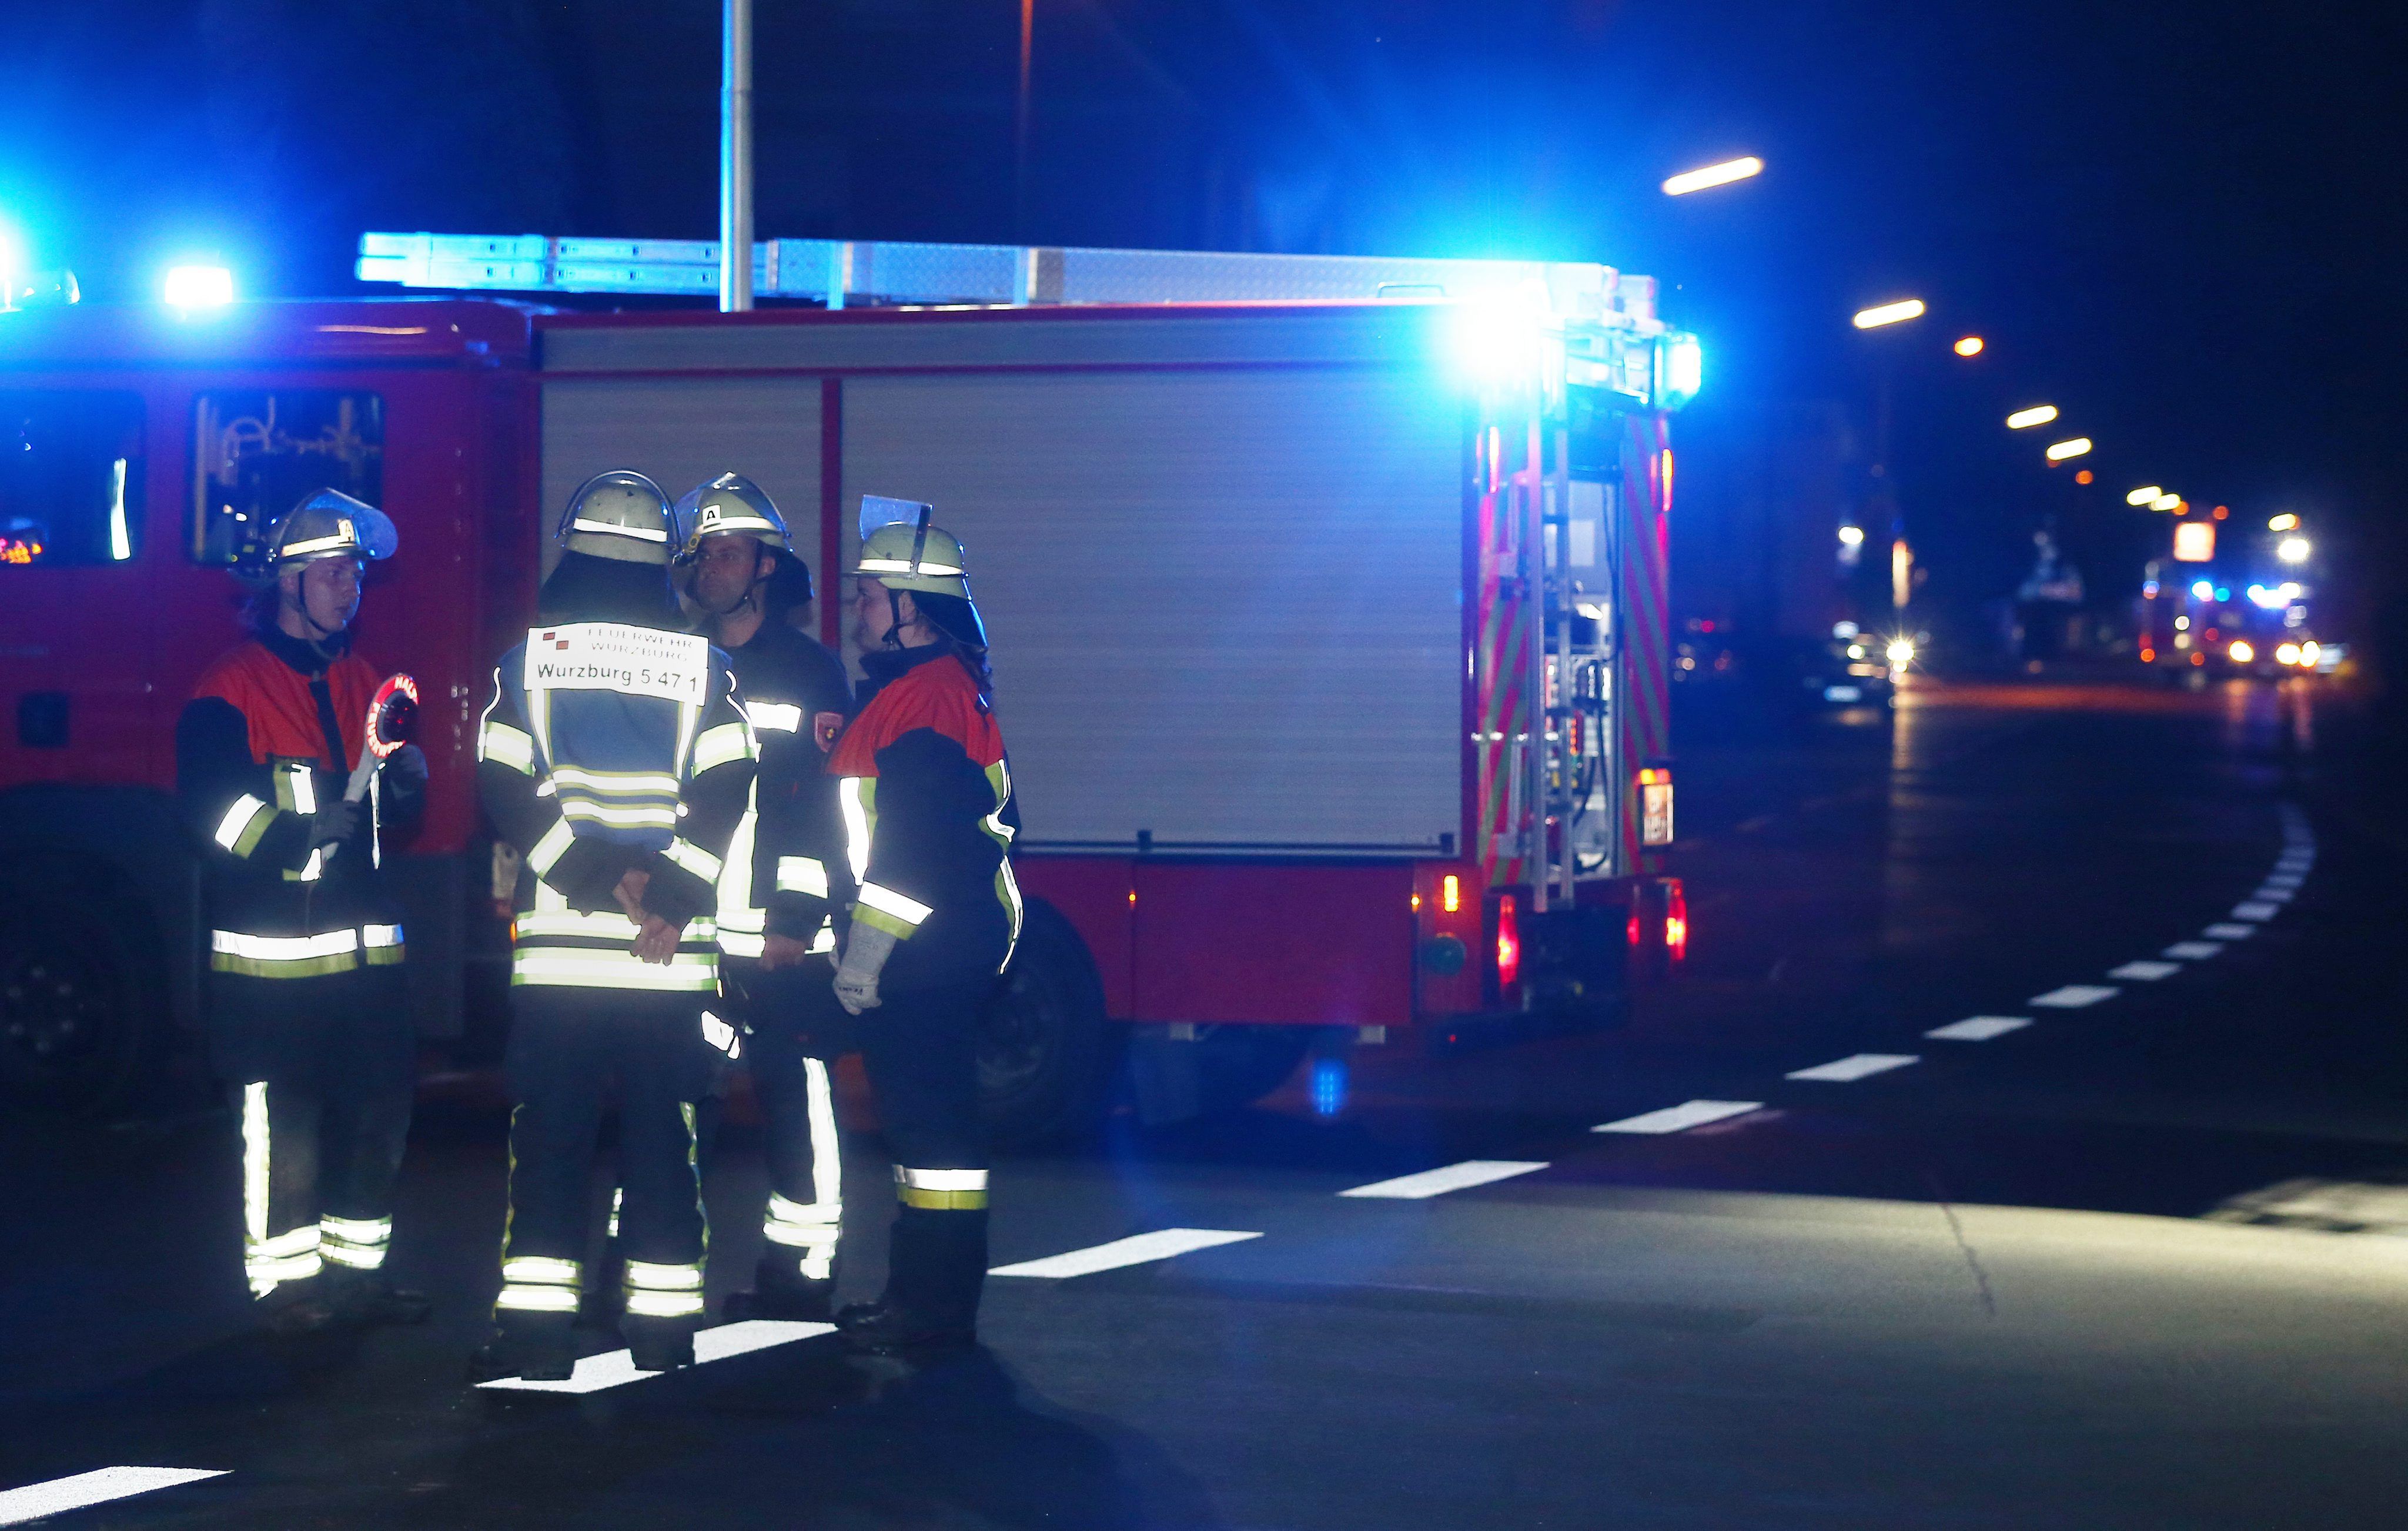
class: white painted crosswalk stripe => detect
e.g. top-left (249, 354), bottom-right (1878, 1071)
top-left (2252, 887), bottom-right (2295, 903)
top-left (989, 1228), bottom-right (1262, 1279)
top-left (2204, 922), bottom-right (2258, 939)
top-left (476, 1319), bottom-right (834, 1393)
top-left (2108, 961), bottom-right (2180, 981)
top-left (1926, 1017), bottom-right (2031, 1041)
top-left (1593, 1099), bottom-right (1763, 1135)
top-left (0, 1468), bottom-right (228, 1526)
top-left (2163, 941), bottom-right (2223, 960)
top-left (1786, 1053), bottom-right (1918, 1082)
top-left (2262, 874), bottom-right (2304, 890)
top-left (2031, 985), bottom-right (2119, 1008)
top-left (1339, 1161), bottom-right (1549, 1199)
top-left (2233, 901), bottom-right (2280, 920)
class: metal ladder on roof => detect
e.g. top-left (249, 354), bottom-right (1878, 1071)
top-left (356, 232), bottom-right (1663, 329)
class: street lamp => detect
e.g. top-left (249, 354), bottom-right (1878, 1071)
top-left (2277, 536), bottom-right (2311, 563)
top-left (2267, 513), bottom-right (2299, 531)
top-left (1661, 156), bottom-right (1764, 196)
top-left (2150, 493), bottom-right (2182, 512)
top-left (1953, 336), bottom-right (1984, 356)
top-left (2126, 485), bottom-right (2163, 506)
top-left (2005, 405), bottom-right (2059, 429)
top-left (2044, 437), bottom-right (2092, 462)
top-left (1852, 298), bottom-right (1925, 329)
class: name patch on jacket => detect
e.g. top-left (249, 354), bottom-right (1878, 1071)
top-left (524, 623), bottom-right (710, 704)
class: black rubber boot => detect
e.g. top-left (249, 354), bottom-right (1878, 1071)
top-left (468, 1311), bottom-right (577, 1383)
top-left (625, 1314), bottom-right (698, 1372)
top-left (262, 1293), bottom-right (342, 1337)
top-left (325, 1266), bottom-right (432, 1328)
top-left (723, 1254), bottom-right (837, 1323)
top-left (835, 1299), bottom-right (975, 1356)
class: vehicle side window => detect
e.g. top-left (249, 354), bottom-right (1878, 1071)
top-left (0, 392), bottom-right (145, 567)
top-left (190, 392), bottom-right (384, 565)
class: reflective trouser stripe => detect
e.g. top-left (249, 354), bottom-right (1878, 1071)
top-left (319, 1215), bottom-right (391, 1270)
top-left (764, 1058), bottom-right (843, 1279)
top-left (607, 1187), bottom-right (621, 1240)
top-left (895, 1165), bottom-right (988, 1211)
top-left (496, 1255), bottom-right (581, 1313)
top-left (241, 1082), bottom-right (326, 1295)
top-left (509, 951), bottom-right (720, 990)
top-left (624, 1260), bottom-right (705, 1318)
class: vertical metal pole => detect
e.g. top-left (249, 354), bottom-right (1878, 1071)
top-left (1523, 414), bottom-right (1549, 914)
top-left (1014, 0), bottom-right (1035, 240)
top-left (720, 0), bottom-right (755, 312)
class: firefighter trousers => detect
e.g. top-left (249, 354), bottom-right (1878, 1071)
top-left (723, 960), bottom-right (848, 1287)
top-left (207, 966), bottom-right (415, 1301)
top-left (858, 981), bottom-right (991, 1327)
top-left (496, 988), bottom-right (714, 1335)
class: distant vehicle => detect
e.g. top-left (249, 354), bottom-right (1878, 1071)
top-left (2138, 563), bottom-right (2327, 678)
top-left (1801, 622), bottom-right (1906, 708)
top-left (0, 235), bottom-right (1699, 1137)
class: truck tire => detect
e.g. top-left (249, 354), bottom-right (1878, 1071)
top-left (977, 900), bottom-right (1113, 1149)
top-left (1192, 1024), bottom-right (1313, 1113)
top-left (0, 865), bottom-right (167, 1116)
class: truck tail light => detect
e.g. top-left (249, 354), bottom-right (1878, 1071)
top-left (1442, 873), bottom-right (1461, 914)
top-left (1494, 894), bottom-right (1521, 990)
top-left (1664, 879), bottom-right (1688, 965)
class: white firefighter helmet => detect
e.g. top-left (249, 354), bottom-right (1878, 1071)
top-left (237, 488), bottom-right (397, 584)
top-left (673, 472), bottom-right (792, 559)
top-left (849, 496), bottom-right (969, 600)
top-left (557, 470), bottom-right (675, 564)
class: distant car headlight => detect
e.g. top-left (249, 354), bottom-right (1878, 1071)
top-left (1885, 637), bottom-right (1915, 667)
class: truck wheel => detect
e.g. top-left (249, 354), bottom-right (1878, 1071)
top-left (0, 875), bottom-right (163, 1115)
top-left (977, 900), bottom-right (1113, 1149)
top-left (1192, 1024), bottom-right (1313, 1113)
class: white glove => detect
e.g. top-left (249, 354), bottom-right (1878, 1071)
top-left (701, 1009), bottom-right (744, 1060)
top-left (832, 923), bottom-right (899, 1015)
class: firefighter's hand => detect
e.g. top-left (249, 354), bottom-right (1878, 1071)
top-left (760, 933), bottom-right (815, 971)
top-left (306, 800), bottom-right (362, 847)
top-left (613, 869), bottom-right (652, 923)
top-left (832, 923), bottom-right (898, 1015)
top-left (632, 915), bottom-right (684, 965)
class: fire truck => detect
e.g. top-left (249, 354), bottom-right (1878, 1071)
top-left (0, 234), bottom-right (1695, 1141)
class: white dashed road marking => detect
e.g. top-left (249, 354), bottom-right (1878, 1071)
top-left (2031, 985), bottom-right (2119, 1008)
top-left (1785, 1053), bottom-right (1919, 1082)
top-left (2233, 902), bottom-right (2281, 921)
top-left (2108, 961), bottom-right (2181, 981)
top-left (0, 1469), bottom-right (228, 1526)
top-left (477, 1320), bottom-right (835, 1394)
top-left (2163, 941), bottom-right (2223, 960)
top-left (989, 1228), bottom-right (1262, 1279)
top-left (2204, 922), bottom-right (2258, 940)
top-left (2263, 874), bottom-right (2303, 890)
top-left (1594, 1099), bottom-right (1764, 1135)
top-left (1339, 1161), bottom-right (1550, 1199)
top-left (2253, 888), bottom-right (2295, 903)
top-left (1926, 1017), bottom-right (2032, 1041)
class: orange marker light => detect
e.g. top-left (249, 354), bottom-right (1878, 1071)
top-left (1442, 874), bottom-right (1461, 914)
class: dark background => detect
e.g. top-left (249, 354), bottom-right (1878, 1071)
top-left (3, 0), bottom-right (2400, 678)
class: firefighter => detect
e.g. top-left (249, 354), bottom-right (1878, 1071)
top-left (470, 471), bottom-right (758, 1380)
top-left (827, 507), bottom-right (1021, 1354)
top-left (176, 489), bottom-right (430, 1334)
top-left (669, 473), bottom-right (855, 1323)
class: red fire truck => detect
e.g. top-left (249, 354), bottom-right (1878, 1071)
top-left (0, 235), bottom-right (1694, 1140)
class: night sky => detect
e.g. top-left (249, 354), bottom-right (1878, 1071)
top-left (4, 1), bottom-right (2399, 663)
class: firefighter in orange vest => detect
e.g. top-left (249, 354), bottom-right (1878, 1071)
top-left (827, 500), bottom-right (1021, 1354)
top-left (175, 490), bottom-right (430, 1334)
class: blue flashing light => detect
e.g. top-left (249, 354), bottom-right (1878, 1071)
top-left (1310, 1057), bottom-right (1347, 1117)
top-left (2190, 579), bottom-right (2215, 601)
top-left (2215, 587), bottom-right (2230, 603)
top-left (165, 265), bottom-right (233, 308)
top-left (1657, 333), bottom-right (1703, 409)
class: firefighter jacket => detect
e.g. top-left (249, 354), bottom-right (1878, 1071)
top-left (176, 628), bottom-right (422, 980)
top-left (825, 644), bottom-right (1022, 991)
top-left (476, 620), bottom-right (757, 992)
top-left (714, 621), bottom-right (854, 961)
